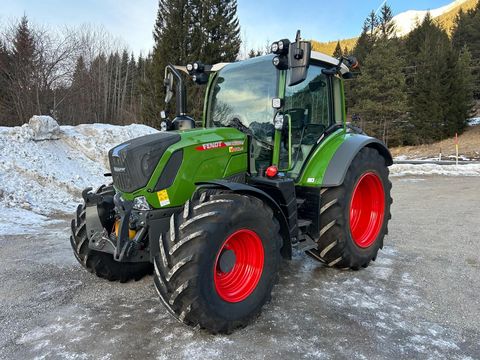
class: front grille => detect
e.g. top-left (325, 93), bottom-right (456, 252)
top-left (110, 156), bottom-right (134, 191)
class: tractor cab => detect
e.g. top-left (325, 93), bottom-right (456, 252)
top-left (203, 53), bottom-right (348, 178)
top-left (163, 31), bottom-right (353, 181)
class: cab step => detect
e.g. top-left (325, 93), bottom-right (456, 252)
top-left (298, 219), bottom-right (312, 228)
top-left (294, 235), bottom-right (317, 252)
top-left (296, 198), bottom-right (306, 207)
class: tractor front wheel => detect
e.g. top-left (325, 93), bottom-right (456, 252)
top-left (153, 191), bottom-right (281, 334)
top-left (308, 147), bottom-right (392, 269)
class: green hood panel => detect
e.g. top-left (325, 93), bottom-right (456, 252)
top-left (119, 127), bottom-right (248, 208)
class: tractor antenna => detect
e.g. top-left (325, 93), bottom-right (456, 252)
top-left (295, 30), bottom-right (301, 42)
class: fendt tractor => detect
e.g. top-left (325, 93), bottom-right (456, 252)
top-left (70, 31), bottom-right (392, 334)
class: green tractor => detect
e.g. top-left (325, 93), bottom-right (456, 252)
top-left (70, 31), bottom-right (392, 334)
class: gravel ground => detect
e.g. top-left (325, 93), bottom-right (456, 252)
top-left (0, 176), bottom-right (479, 360)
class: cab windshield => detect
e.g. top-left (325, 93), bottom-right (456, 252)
top-left (206, 56), bottom-right (278, 151)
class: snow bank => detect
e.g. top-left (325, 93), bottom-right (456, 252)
top-left (0, 207), bottom-right (63, 236)
top-left (0, 122), bottom-right (157, 225)
top-left (467, 117), bottom-right (480, 126)
top-left (390, 163), bottom-right (480, 177)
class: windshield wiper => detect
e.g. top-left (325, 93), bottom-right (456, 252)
top-left (226, 118), bottom-right (273, 150)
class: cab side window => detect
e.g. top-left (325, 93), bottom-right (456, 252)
top-left (332, 77), bottom-right (344, 124)
top-left (284, 65), bottom-right (330, 130)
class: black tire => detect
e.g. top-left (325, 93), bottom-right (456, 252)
top-left (308, 147), bottom-right (392, 270)
top-left (70, 188), bottom-right (152, 282)
top-left (153, 191), bottom-right (282, 334)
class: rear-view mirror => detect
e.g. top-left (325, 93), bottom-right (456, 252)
top-left (288, 40), bottom-right (311, 86)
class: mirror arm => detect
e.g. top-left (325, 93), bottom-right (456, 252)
top-left (165, 64), bottom-right (188, 116)
top-left (322, 56), bottom-right (358, 77)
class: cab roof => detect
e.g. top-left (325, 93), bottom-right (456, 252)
top-left (210, 51), bottom-right (349, 74)
top-left (311, 51), bottom-right (349, 74)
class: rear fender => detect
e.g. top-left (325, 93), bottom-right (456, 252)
top-left (195, 180), bottom-right (292, 259)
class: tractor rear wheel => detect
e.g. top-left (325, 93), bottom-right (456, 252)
top-left (153, 191), bottom-right (281, 334)
top-left (70, 186), bottom-right (152, 282)
top-left (308, 147), bottom-right (392, 269)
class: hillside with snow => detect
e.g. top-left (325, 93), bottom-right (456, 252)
top-left (392, 0), bottom-right (472, 37)
top-left (313, 0), bottom-right (477, 55)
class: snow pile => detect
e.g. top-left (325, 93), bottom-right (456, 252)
top-left (28, 115), bottom-right (61, 140)
top-left (390, 163), bottom-right (480, 177)
top-left (0, 122), bottom-right (157, 224)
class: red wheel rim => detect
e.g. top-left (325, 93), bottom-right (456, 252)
top-left (349, 172), bottom-right (385, 248)
top-left (214, 229), bottom-right (264, 303)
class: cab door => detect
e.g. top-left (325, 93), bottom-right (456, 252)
top-left (281, 65), bottom-right (335, 178)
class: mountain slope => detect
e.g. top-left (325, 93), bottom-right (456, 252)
top-left (436, 0), bottom-right (478, 32)
top-left (390, 123), bottom-right (480, 160)
top-left (313, 0), bottom-right (478, 55)
top-left (311, 38), bottom-right (358, 57)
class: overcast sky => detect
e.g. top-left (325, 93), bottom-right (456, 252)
top-left (0, 0), bottom-right (455, 56)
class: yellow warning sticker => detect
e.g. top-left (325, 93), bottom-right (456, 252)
top-left (229, 146), bottom-right (244, 153)
top-left (157, 189), bottom-right (170, 207)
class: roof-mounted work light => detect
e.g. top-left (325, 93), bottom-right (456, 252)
top-left (270, 39), bottom-right (290, 55)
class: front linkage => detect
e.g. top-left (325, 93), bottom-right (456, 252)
top-left (82, 187), bottom-right (148, 262)
top-left (80, 185), bottom-right (181, 265)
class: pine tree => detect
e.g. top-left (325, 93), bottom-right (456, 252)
top-left (141, 0), bottom-right (191, 125)
top-left (405, 15), bottom-right (452, 144)
top-left (248, 49), bottom-right (256, 58)
top-left (351, 39), bottom-right (407, 146)
top-left (198, 0), bottom-right (241, 63)
top-left (455, 47), bottom-right (474, 127)
top-left (88, 54), bottom-right (106, 123)
top-left (366, 10), bottom-right (379, 36)
top-left (142, 0), bottom-right (241, 126)
top-left (352, 24), bottom-right (375, 64)
top-left (333, 41), bottom-right (343, 58)
top-left (443, 46), bottom-right (474, 136)
top-left (10, 16), bottom-right (39, 121)
top-left (452, 3), bottom-right (480, 98)
top-left (118, 49), bottom-right (130, 123)
top-left (127, 54), bottom-right (138, 116)
top-left (378, 3), bottom-right (396, 38)
top-left (0, 40), bottom-right (14, 125)
top-left (347, 10), bottom-right (380, 115)
top-left (70, 56), bottom-right (91, 124)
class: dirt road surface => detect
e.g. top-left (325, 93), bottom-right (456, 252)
top-left (1, 176), bottom-right (479, 359)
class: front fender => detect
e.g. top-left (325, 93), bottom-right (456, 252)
top-left (194, 180), bottom-right (292, 259)
top-left (322, 134), bottom-right (392, 187)
top-left (298, 133), bottom-right (392, 188)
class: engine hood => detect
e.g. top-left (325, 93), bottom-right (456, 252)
top-left (108, 132), bottom-right (181, 193)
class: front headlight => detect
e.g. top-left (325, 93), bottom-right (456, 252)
top-left (271, 42), bottom-right (279, 53)
top-left (133, 196), bottom-right (151, 211)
